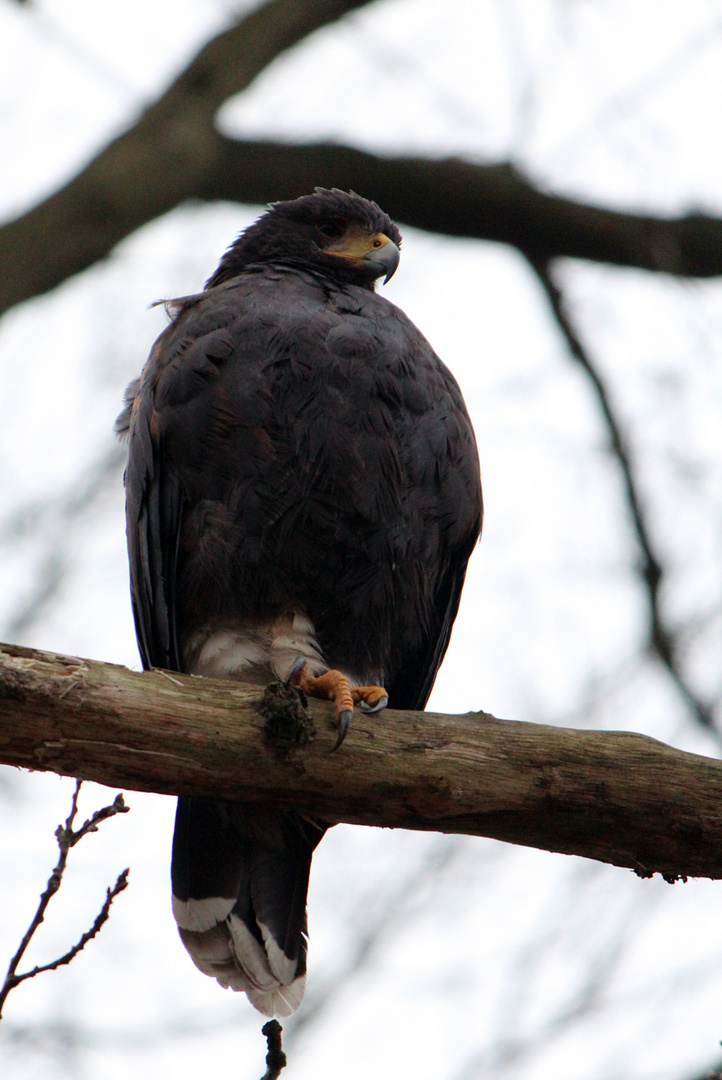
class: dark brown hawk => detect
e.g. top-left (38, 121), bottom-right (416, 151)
top-left (117, 189), bottom-right (482, 1017)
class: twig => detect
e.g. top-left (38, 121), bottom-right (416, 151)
top-left (527, 254), bottom-right (717, 737)
top-left (155, 669), bottom-right (184, 687)
top-left (0, 780), bottom-right (130, 1019)
top-left (259, 1020), bottom-right (287, 1080)
top-left (5, 870), bottom-right (129, 985)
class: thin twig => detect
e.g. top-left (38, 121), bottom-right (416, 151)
top-left (259, 1020), bottom-right (287, 1080)
top-left (7, 870), bottom-right (129, 984)
top-left (155, 669), bottom-right (184, 687)
top-left (527, 254), bottom-right (717, 736)
top-left (0, 780), bottom-right (130, 1019)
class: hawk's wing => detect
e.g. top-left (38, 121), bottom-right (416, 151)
top-left (385, 540), bottom-right (478, 712)
top-left (119, 290), bottom-right (327, 1018)
top-left (119, 315), bottom-right (191, 674)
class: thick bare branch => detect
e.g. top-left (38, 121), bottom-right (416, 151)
top-left (5, 132), bottom-right (722, 318)
top-left (0, 641), bottom-right (721, 880)
top-left (4, 3), bottom-right (722, 316)
top-left (0, 0), bottom-right (375, 315)
top-left (200, 139), bottom-right (722, 278)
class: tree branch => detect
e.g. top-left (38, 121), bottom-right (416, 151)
top-left (0, 779), bottom-right (129, 1019)
top-left (4, 2), bottom-right (722, 316)
top-left (0, 0), bottom-right (375, 315)
top-left (200, 139), bottom-right (722, 279)
top-left (526, 256), bottom-right (717, 736)
top-left (1, 641), bottom-right (721, 880)
top-left (260, 1020), bottom-right (287, 1080)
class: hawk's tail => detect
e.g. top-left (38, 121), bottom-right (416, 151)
top-left (171, 797), bottom-right (326, 1017)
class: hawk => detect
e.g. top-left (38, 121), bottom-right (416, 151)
top-left (117, 189), bottom-right (482, 1017)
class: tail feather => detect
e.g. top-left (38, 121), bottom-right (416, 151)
top-left (171, 797), bottom-right (325, 1017)
top-left (178, 923), bottom-right (252, 991)
top-left (246, 977), bottom-right (307, 1019)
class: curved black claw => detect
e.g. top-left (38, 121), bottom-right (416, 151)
top-left (360, 694), bottom-right (388, 714)
top-left (332, 709), bottom-right (352, 753)
top-left (285, 655), bottom-right (307, 684)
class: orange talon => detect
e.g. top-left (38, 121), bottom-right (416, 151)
top-left (351, 685), bottom-right (389, 713)
top-left (294, 667), bottom-right (354, 712)
top-left (290, 663), bottom-right (388, 749)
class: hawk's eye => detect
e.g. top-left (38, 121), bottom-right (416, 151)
top-left (318, 222), bottom-right (345, 239)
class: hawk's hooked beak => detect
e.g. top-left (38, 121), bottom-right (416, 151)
top-left (362, 234), bottom-right (401, 284)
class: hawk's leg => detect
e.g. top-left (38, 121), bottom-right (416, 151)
top-left (288, 660), bottom-right (388, 750)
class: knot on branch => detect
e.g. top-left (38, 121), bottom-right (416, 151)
top-left (259, 680), bottom-right (315, 757)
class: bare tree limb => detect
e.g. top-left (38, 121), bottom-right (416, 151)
top-left (199, 139), bottom-right (722, 278)
top-left (0, 779), bottom-right (129, 1019)
top-left (1, 641), bottom-right (722, 880)
top-left (0, 0), bottom-right (375, 315)
top-left (527, 255), bottom-right (717, 736)
top-left (4, 1), bottom-right (722, 317)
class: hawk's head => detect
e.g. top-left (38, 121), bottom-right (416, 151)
top-left (205, 189), bottom-right (402, 291)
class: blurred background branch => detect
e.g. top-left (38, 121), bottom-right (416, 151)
top-left (4, 4), bottom-right (722, 317)
top-left (527, 255), bottom-right (718, 737)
